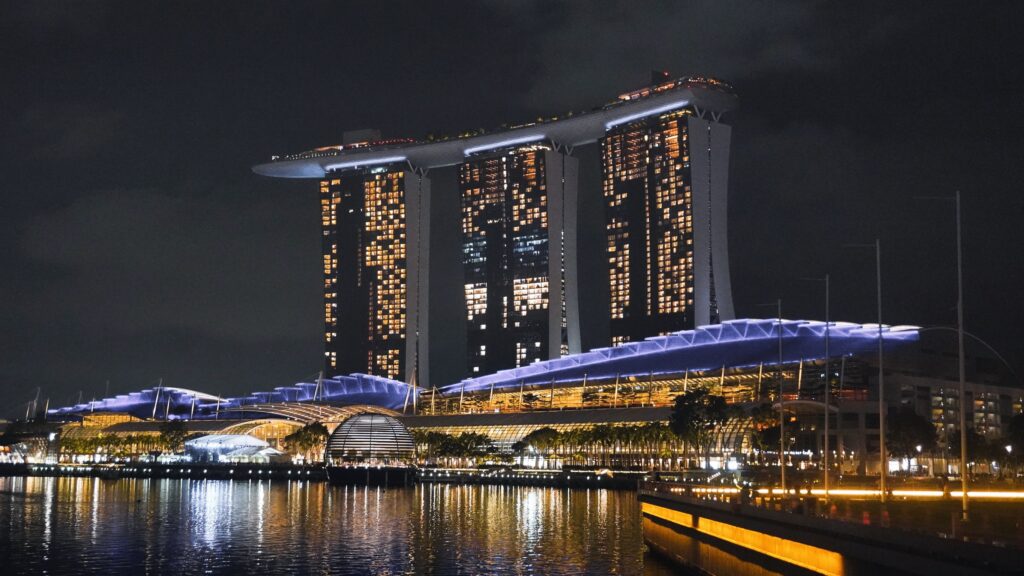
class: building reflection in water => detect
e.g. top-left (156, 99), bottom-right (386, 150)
top-left (0, 477), bottom-right (685, 575)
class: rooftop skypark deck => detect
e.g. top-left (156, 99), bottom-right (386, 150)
top-left (252, 76), bottom-right (737, 178)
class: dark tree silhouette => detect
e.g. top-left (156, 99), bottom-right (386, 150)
top-left (886, 406), bottom-right (937, 460)
top-left (670, 389), bottom-right (731, 469)
top-left (159, 420), bottom-right (188, 453)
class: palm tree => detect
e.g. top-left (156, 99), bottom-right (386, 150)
top-left (522, 427), bottom-right (560, 468)
top-left (746, 402), bottom-right (780, 466)
top-left (670, 389), bottom-right (731, 470)
top-left (589, 425), bottom-right (615, 467)
top-left (284, 422), bottom-right (329, 462)
top-left (159, 420), bottom-right (188, 454)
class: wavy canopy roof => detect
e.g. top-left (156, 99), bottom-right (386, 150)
top-left (440, 318), bottom-right (920, 395)
top-left (48, 373), bottom-right (412, 421)
top-left (47, 319), bottom-right (918, 420)
top-left (216, 403), bottom-right (398, 425)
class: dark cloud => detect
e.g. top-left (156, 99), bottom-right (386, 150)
top-left (19, 105), bottom-right (128, 159)
top-left (2, 1), bottom-right (1022, 414)
top-left (20, 187), bottom-right (318, 342)
top-left (523, 0), bottom-right (825, 110)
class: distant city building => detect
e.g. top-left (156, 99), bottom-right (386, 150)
top-left (460, 145), bottom-right (579, 375)
top-left (255, 75), bottom-right (738, 387)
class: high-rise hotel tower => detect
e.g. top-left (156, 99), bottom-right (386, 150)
top-left (254, 75), bottom-right (736, 389)
top-left (460, 145), bottom-right (579, 375)
top-left (317, 150), bottom-right (430, 384)
top-left (603, 92), bottom-right (735, 344)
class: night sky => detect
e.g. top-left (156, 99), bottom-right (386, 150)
top-left (3, 1), bottom-right (1023, 415)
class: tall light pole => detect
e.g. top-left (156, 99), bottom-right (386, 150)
top-left (955, 192), bottom-right (968, 522)
top-left (758, 299), bottom-right (787, 495)
top-left (801, 275), bottom-right (831, 496)
top-left (917, 191), bottom-right (969, 521)
top-left (877, 240), bottom-right (886, 504)
top-left (777, 299), bottom-right (786, 495)
top-left (825, 274), bottom-right (830, 497)
top-left (848, 240), bottom-right (886, 503)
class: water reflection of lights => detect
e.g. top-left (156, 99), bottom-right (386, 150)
top-left (201, 480), bottom-right (227, 545)
top-left (91, 476), bottom-right (100, 544)
top-left (42, 477), bottom-right (54, 550)
top-left (256, 479), bottom-right (265, 549)
top-left (519, 488), bottom-right (542, 545)
top-left (1, 479), bottom-right (655, 574)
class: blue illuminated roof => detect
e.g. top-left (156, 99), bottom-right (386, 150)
top-left (225, 373), bottom-right (411, 411)
top-left (48, 373), bottom-right (413, 421)
top-left (440, 318), bottom-right (919, 394)
top-left (47, 319), bottom-right (919, 420)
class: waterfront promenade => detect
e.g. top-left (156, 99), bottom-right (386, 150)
top-left (640, 480), bottom-right (1024, 575)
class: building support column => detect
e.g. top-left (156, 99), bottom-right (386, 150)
top-left (405, 171), bottom-right (431, 391)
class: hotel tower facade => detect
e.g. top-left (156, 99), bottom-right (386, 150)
top-left (255, 75), bottom-right (736, 389)
top-left (602, 99), bottom-right (735, 344)
top-left (460, 145), bottom-right (579, 376)
top-left (318, 163), bottom-right (430, 384)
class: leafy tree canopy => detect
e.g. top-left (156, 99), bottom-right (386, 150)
top-left (886, 406), bottom-right (937, 459)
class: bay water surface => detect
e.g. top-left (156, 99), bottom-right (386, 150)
top-left (0, 476), bottom-right (681, 575)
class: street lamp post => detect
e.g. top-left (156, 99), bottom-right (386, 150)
top-left (823, 275), bottom-right (831, 498)
top-left (847, 240), bottom-right (886, 503)
top-left (955, 192), bottom-right (968, 522)
top-left (802, 275), bottom-right (831, 497)
top-left (758, 299), bottom-right (787, 495)
top-left (778, 299), bottom-right (786, 496)
top-left (875, 240), bottom-right (886, 504)
top-left (917, 191), bottom-right (969, 521)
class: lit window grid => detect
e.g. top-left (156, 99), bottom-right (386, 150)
top-left (513, 277), bottom-right (549, 316)
top-left (602, 112), bottom-right (695, 339)
top-left (320, 179), bottom-right (342, 342)
top-left (363, 172), bottom-right (407, 379)
top-left (320, 171), bottom-right (408, 380)
top-left (651, 117), bottom-right (693, 315)
top-left (465, 283), bottom-right (487, 321)
top-left (459, 147), bottom-right (553, 374)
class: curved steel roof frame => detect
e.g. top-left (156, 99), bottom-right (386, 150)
top-left (216, 402), bottom-right (399, 424)
top-left (48, 373), bottom-right (413, 420)
top-left (440, 318), bottom-right (920, 394)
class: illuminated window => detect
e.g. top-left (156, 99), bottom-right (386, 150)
top-left (459, 146), bottom-right (556, 375)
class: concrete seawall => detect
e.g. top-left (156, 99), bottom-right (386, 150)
top-left (416, 468), bottom-right (643, 489)
top-left (0, 462), bottom-right (326, 481)
top-left (0, 463), bottom-right (642, 489)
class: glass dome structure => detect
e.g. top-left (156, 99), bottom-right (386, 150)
top-left (325, 414), bottom-right (415, 465)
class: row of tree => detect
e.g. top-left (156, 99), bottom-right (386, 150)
top-left (412, 431), bottom-right (494, 465)
top-left (512, 422), bottom-right (681, 469)
top-left (57, 420), bottom-right (194, 460)
top-left (408, 390), bottom-right (734, 469)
